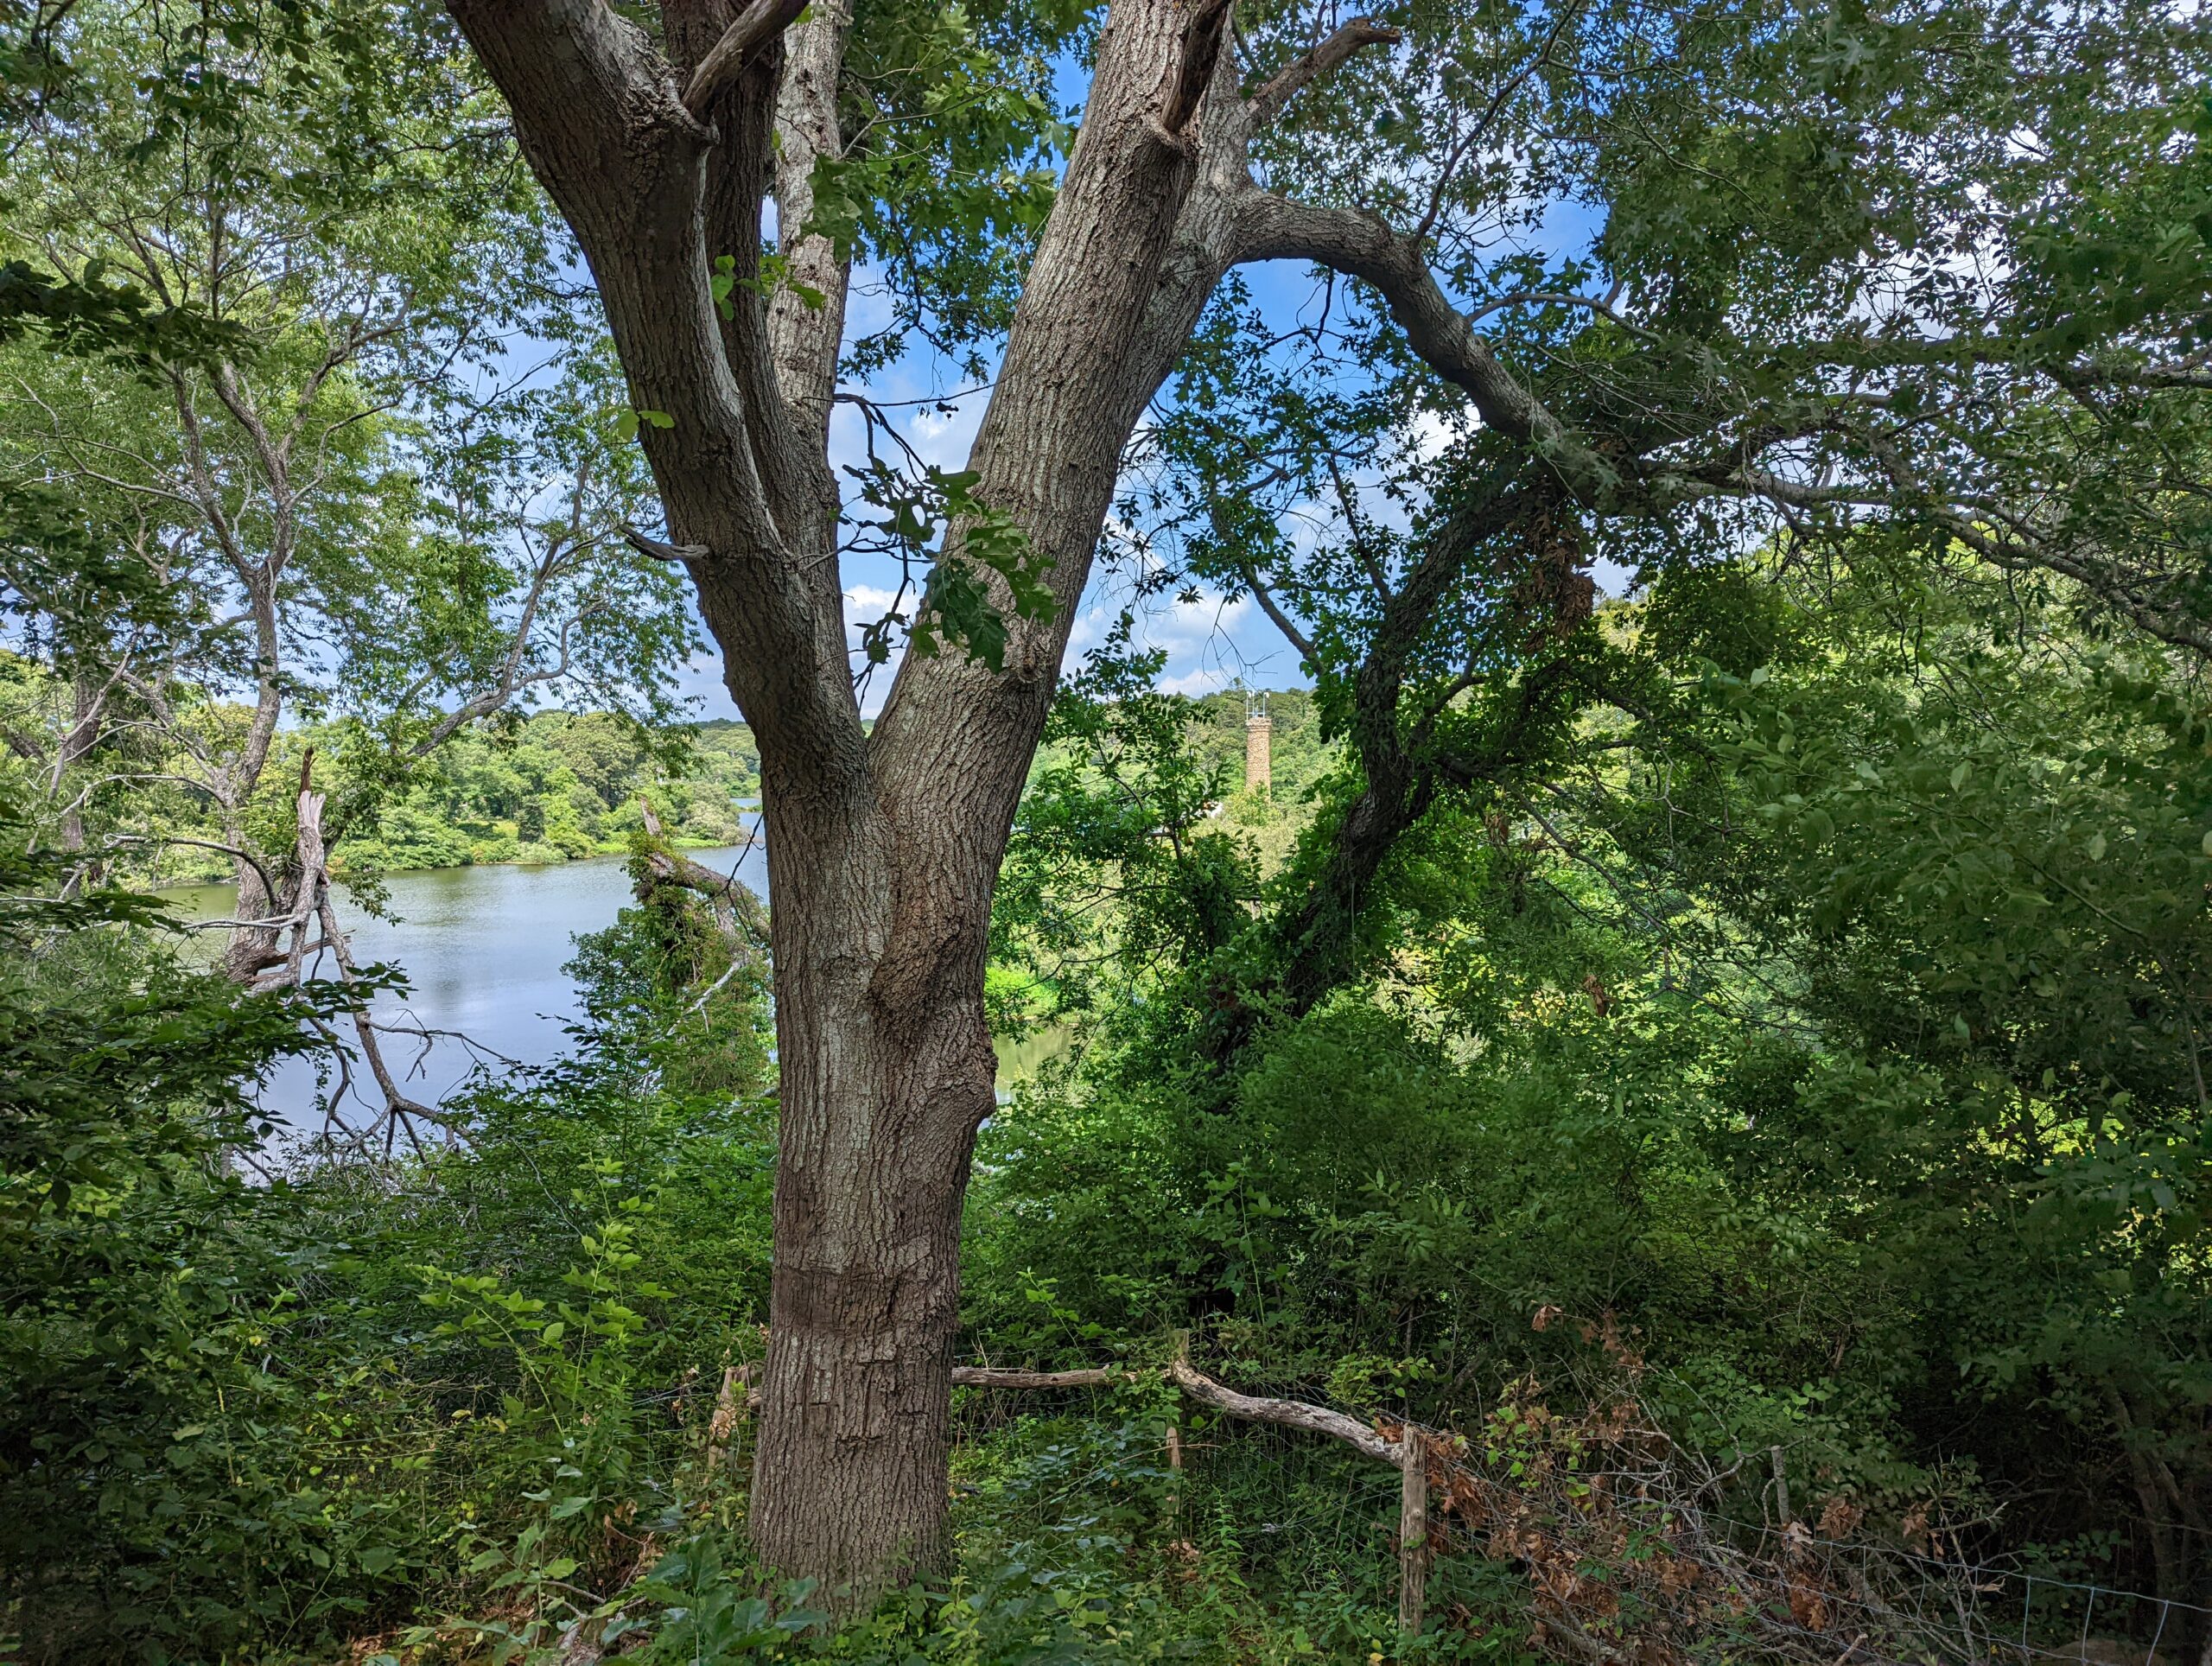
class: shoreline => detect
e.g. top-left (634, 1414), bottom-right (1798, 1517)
top-left (151, 832), bottom-right (758, 893)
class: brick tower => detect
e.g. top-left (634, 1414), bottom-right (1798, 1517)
top-left (1243, 691), bottom-right (1272, 795)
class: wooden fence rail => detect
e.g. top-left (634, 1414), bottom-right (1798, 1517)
top-left (697, 1346), bottom-right (2154, 1665)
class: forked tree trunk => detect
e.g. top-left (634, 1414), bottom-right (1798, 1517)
top-left (437, 0), bottom-right (2142, 1612)
top-left (446, 0), bottom-right (1423, 1606)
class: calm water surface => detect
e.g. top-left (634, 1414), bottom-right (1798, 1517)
top-left (167, 843), bottom-right (766, 1116)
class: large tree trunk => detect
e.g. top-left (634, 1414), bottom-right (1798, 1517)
top-left (737, 0), bottom-right (1224, 1577)
top-left (738, 736), bottom-right (986, 1587)
top-left (746, 843), bottom-right (993, 1585)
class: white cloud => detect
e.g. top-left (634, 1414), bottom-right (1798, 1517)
top-left (1057, 569), bottom-right (1303, 697)
top-left (1407, 408), bottom-right (1461, 465)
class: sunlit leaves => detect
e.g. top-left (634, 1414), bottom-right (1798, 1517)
top-left (709, 251), bottom-right (824, 323)
top-left (612, 407), bottom-right (673, 442)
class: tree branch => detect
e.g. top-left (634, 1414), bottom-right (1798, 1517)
top-left (622, 523), bottom-right (710, 563)
top-left (1230, 194), bottom-right (1610, 496)
top-left (952, 1365), bottom-right (1135, 1389)
top-left (1464, 289), bottom-right (1651, 334)
top-left (1247, 18), bottom-right (1402, 125)
top-left (638, 798), bottom-right (771, 955)
top-left (1238, 558), bottom-right (1319, 665)
top-left (1168, 1356), bottom-right (1403, 1464)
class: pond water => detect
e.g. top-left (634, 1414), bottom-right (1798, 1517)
top-left (164, 841), bottom-right (1063, 1122)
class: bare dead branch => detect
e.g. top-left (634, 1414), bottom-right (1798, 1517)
top-left (102, 833), bottom-right (280, 907)
top-left (683, 0), bottom-right (809, 116)
top-left (1167, 1356), bottom-right (1404, 1464)
top-left (952, 1365), bottom-right (1136, 1389)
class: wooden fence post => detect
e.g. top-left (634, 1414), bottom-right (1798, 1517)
top-left (1166, 1416), bottom-right (1184, 1529)
top-left (1399, 1428), bottom-right (1428, 1635)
